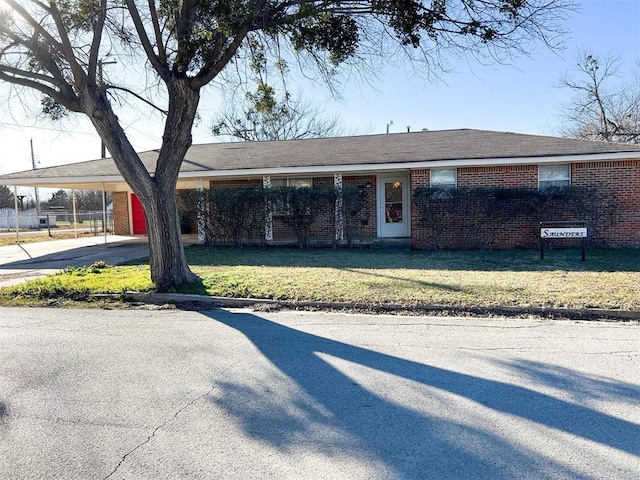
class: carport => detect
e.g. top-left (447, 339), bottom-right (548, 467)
top-left (0, 151), bottom-right (203, 241)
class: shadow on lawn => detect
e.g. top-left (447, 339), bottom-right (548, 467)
top-left (205, 309), bottom-right (640, 478)
top-left (184, 245), bottom-right (640, 273)
top-left (339, 267), bottom-right (469, 293)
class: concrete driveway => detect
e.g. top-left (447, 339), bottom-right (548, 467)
top-left (0, 235), bottom-right (149, 287)
top-left (0, 308), bottom-right (638, 479)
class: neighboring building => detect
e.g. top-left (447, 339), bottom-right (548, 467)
top-left (1, 129), bottom-right (639, 249)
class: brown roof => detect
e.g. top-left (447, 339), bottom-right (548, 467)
top-left (3, 129), bottom-right (640, 183)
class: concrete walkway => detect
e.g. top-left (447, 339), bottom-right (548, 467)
top-left (0, 235), bottom-right (149, 287)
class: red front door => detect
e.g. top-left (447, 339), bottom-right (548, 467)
top-left (131, 193), bottom-right (147, 234)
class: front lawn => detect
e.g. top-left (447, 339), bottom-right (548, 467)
top-left (2, 247), bottom-right (639, 311)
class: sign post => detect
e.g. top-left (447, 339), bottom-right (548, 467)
top-left (540, 221), bottom-right (587, 261)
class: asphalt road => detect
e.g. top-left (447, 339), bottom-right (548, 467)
top-left (1, 308), bottom-right (638, 479)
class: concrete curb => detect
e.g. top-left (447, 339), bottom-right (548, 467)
top-left (117, 292), bottom-right (640, 321)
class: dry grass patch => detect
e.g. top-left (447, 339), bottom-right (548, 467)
top-left (2, 246), bottom-right (639, 311)
top-left (181, 247), bottom-right (640, 310)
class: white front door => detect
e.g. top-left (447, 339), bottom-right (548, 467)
top-left (377, 175), bottom-right (410, 237)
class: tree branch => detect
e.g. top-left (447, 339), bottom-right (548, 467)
top-left (0, 67), bottom-right (80, 111)
top-left (87, 0), bottom-right (108, 82)
top-left (124, 0), bottom-right (169, 80)
top-left (106, 85), bottom-right (168, 115)
top-left (147, 0), bottom-right (167, 64)
top-left (45, 1), bottom-right (89, 88)
top-left (3, 0), bottom-right (66, 55)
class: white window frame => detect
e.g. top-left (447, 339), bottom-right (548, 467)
top-left (539, 164), bottom-right (570, 190)
top-left (430, 168), bottom-right (457, 189)
top-left (270, 177), bottom-right (313, 188)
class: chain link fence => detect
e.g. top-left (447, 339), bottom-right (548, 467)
top-left (0, 208), bottom-right (113, 234)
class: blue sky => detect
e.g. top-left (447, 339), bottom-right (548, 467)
top-left (1, 0), bottom-right (639, 177)
top-left (327, 0), bottom-right (640, 136)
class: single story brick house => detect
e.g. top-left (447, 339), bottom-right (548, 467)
top-left (2, 129), bottom-right (640, 249)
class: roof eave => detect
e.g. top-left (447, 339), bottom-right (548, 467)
top-left (3, 150), bottom-right (639, 187)
top-left (176, 151), bottom-right (640, 180)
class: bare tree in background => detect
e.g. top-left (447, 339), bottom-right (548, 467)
top-left (0, 186), bottom-right (15, 209)
top-left (558, 52), bottom-right (640, 143)
top-left (213, 84), bottom-right (345, 141)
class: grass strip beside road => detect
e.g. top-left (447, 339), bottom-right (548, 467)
top-left (1, 247), bottom-right (639, 311)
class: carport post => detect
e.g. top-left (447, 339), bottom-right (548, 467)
top-left (102, 184), bottom-right (107, 244)
top-left (72, 189), bottom-right (78, 238)
top-left (13, 186), bottom-right (19, 242)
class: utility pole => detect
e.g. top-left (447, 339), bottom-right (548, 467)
top-left (97, 58), bottom-right (117, 159)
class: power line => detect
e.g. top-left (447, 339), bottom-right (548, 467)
top-left (0, 120), bottom-right (97, 136)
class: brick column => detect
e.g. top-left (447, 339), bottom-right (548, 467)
top-left (112, 192), bottom-right (130, 235)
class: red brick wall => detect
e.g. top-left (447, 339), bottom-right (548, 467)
top-left (458, 165), bottom-right (538, 188)
top-left (112, 192), bottom-right (130, 235)
top-left (572, 160), bottom-right (640, 247)
top-left (458, 165), bottom-right (538, 249)
top-left (411, 160), bottom-right (640, 249)
top-left (272, 175), bottom-right (377, 243)
top-left (410, 170), bottom-right (430, 249)
top-left (206, 180), bottom-right (264, 243)
top-left (206, 176), bottom-right (377, 244)
top-left (306, 177), bottom-right (333, 240)
top-left (110, 160), bottom-right (638, 248)
top-left (344, 175), bottom-right (377, 240)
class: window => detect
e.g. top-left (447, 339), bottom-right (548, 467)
top-left (268, 177), bottom-right (313, 215)
top-left (430, 168), bottom-right (457, 189)
top-left (539, 164), bottom-right (570, 189)
top-left (270, 177), bottom-right (312, 188)
top-left (384, 180), bottom-right (404, 223)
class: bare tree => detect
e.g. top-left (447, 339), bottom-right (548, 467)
top-left (558, 52), bottom-right (640, 143)
top-left (45, 189), bottom-right (71, 209)
top-left (0, 0), bottom-right (574, 290)
top-left (213, 85), bottom-right (345, 141)
top-left (74, 190), bottom-right (111, 211)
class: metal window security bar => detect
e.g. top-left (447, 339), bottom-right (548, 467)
top-left (540, 220), bottom-right (587, 262)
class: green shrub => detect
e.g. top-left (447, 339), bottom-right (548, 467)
top-left (413, 185), bottom-right (619, 250)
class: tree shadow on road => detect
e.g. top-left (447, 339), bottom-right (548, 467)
top-left (204, 310), bottom-right (640, 478)
top-left (0, 402), bottom-right (8, 425)
top-left (490, 359), bottom-right (640, 406)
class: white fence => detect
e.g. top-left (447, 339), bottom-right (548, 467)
top-left (0, 208), bottom-right (39, 229)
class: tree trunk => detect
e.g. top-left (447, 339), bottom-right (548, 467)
top-left (144, 184), bottom-right (199, 291)
top-left (84, 78), bottom-right (201, 291)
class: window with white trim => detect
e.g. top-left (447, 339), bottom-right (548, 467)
top-left (430, 168), bottom-right (457, 189)
top-left (270, 177), bottom-right (312, 188)
top-left (539, 164), bottom-right (570, 189)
